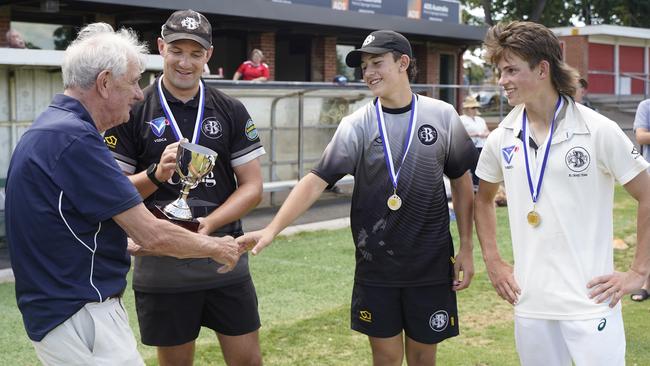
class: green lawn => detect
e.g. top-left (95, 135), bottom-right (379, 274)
top-left (1, 186), bottom-right (649, 365)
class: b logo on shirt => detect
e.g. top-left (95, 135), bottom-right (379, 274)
top-left (565, 146), bottom-right (590, 173)
top-left (201, 117), bottom-right (223, 139)
top-left (418, 125), bottom-right (437, 145)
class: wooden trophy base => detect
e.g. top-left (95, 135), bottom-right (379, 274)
top-left (149, 204), bottom-right (200, 232)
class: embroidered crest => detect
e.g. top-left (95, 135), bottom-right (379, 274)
top-left (245, 119), bottom-right (259, 141)
top-left (180, 16), bottom-right (200, 30)
top-left (362, 34), bottom-right (375, 47)
top-left (417, 125), bottom-right (437, 145)
top-left (429, 310), bottom-right (449, 332)
top-left (565, 146), bottom-right (590, 172)
top-left (201, 117), bottom-right (223, 139)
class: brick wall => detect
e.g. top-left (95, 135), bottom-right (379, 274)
top-left (311, 36), bottom-right (337, 82)
top-left (413, 42), bottom-right (440, 86)
top-left (560, 35), bottom-right (589, 78)
top-left (323, 36), bottom-right (337, 82)
top-left (0, 6), bottom-right (10, 48)
top-left (248, 32), bottom-right (276, 80)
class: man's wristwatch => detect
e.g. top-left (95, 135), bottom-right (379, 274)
top-left (146, 163), bottom-right (164, 187)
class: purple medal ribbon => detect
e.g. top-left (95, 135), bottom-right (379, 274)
top-left (157, 76), bottom-right (205, 144)
top-left (522, 96), bottom-right (563, 204)
top-left (375, 94), bottom-right (418, 193)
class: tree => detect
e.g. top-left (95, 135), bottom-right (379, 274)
top-left (462, 0), bottom-right (650, 28)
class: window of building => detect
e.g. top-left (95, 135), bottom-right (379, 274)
top-left (11, 21), bottom-right (74, 50)
top-left (336, 44), bottom-right (357, 80)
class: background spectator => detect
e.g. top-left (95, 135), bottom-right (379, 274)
top-left (631, 97), bottom-right (650, 302)
top-left (575, 78), bottom-right (597, 110)
top-left (233, 48), bottom-right (270, 81)
top-left (459, 95), bottom-right (489, 188)
top-left (5, 29), bottom-right (26, 49)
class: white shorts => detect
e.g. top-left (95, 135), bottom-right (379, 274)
top-left (32, 297), bottom-right (144, 366)
top-left (514, 309), bottom-right (625, 366)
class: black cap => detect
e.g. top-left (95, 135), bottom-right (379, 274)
top-left (161, 9), bottom-right (212, 49)
top-left (345, 30), bottom-right (412, 68)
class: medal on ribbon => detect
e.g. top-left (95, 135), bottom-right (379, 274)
top-left (522, 96), bottom-right (563, 227)
top-left (375, 94), bottom-right (417, 211)
top-left (157, 76), bottom-right (205, 144)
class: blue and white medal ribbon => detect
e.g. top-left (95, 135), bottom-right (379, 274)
top-left (157, 76), bottom-right (205, 144)
top-left (375, 94), bottom-right (418, 211)
top-left (522, 96), bottom-right (563, 227)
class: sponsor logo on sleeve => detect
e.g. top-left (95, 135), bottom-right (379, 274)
top-left (245, 119), bottom-right (259, 141)
top-left (201, 117), bottom-right (223, 139)
top-left (147, 117), bottom-right (168, 138)
top-left (104, 135), bottom-right (117, 148)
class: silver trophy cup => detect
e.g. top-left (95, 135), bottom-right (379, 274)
top-left (163, 142), bottom-right (218, 221)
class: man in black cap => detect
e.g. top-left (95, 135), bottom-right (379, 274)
top-left (104, 9), bottom-right (265, 366)
top-left (237, 29), bottom-right (476, 365)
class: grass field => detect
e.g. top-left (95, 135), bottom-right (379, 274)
top-left (1, 185), bottom-right (649, 365)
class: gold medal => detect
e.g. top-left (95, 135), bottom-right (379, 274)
top-left (527, 210), bottom-right (541, 227)
top-left (387, 194), bottom-right (402, 211)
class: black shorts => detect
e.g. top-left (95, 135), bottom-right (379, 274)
top-left (350, 282), bottom-right (459, 344)
top-left (134, 278), bottom-right (261, 346)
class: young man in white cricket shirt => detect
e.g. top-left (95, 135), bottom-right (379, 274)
top-left (237, 30), bottom-right (477, 366)
top-left (474, 21), bottom-right (650, 366)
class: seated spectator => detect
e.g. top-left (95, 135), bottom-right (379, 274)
top-left (233, 49), bottom-right (270, 81)
top-left (6, 29), bottom-right (26, 49)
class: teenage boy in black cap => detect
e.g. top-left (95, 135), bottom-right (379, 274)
top-left (105, 9), bottom-right (265, 366)
top-left (237, 30), bottom-right (476, 365)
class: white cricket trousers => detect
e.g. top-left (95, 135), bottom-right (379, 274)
top-left (515, 308), bottom-right (625, 366)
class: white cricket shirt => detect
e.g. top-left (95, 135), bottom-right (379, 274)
top-left (477, 96), bottom-right (649, 320)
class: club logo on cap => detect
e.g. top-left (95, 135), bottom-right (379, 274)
top-left (362, 34), bottom-right (375, 47)
top-left (181, 16), bottom-right (200, 30)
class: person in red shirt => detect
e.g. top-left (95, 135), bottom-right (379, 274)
top-left (233, 49), bottom-right (270, 81)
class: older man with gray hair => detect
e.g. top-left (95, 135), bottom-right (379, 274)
top-left (5, 28), bottom-right (26, 48)
top-left (5, 23), bottom-right (241, 365)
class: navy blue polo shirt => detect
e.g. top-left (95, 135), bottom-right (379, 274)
top-left (5, 94), bottom-right (142, 341)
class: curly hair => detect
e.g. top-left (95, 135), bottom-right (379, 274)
top-left (62, 23), bottom-right (148, 90)
top-left (484, 21), bottom-right (579, 96)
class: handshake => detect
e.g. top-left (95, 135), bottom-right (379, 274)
top-left (128, 228), bottom-right (275, 274)
top-left (204, 229), bottom-right (274, 273)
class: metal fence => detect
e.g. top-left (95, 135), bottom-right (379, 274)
top-left (203, 79), bottom-right (507, 183)
top-left (0, 72), bottom-right (507, 238)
